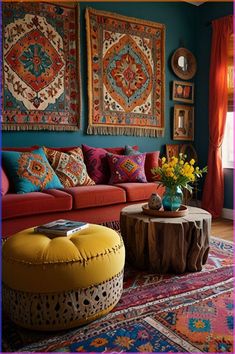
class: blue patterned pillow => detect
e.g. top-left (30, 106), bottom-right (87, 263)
top-left (2, 148), bottom-right (63, 194)
top-left (124, 145), bottom-right (141, 155)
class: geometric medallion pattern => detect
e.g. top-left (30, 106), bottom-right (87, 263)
top-left (2, 2), bottom-right (80, 130)
top-left (86, 8), bottom-right (165, 137)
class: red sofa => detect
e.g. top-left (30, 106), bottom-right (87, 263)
top-left (1, 146), bottom-right (164, 238)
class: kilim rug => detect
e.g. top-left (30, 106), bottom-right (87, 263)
top-left (86, 8), bottom-right (165, 137)
top-left (2, 2), bottom-right (80, 131)
top-left (2, 236), bottom-right (233, 352)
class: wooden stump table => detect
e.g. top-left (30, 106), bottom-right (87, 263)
top-left (120, 204), bottom-right (211, 274)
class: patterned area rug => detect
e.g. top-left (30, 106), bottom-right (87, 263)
top-left (2, 236), bottom-right (233, 352)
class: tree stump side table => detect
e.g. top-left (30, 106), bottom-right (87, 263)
top-left (120, 204), bottom-right (211, 274)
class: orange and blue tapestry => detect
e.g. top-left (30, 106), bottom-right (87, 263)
top-left (2, 2), bottom-right (80, 131)
top-left (86, 8), bottom-right (165, 137)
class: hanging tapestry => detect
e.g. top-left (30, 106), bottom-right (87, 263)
top-left (86, 8), bottom-right (165, 137)
top-left (2, 2), bottom-right (80, 131)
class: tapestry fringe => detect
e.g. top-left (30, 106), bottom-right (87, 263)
top-left (87, 125), bottom-right (164, 137)
top-left (1, 124), bottom-right (79, 131)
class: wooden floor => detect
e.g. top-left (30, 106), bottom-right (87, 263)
top-left (211, 218), bottom-right (233, 242)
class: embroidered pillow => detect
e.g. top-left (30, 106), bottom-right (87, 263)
top-left (124, 145), bottom-right (160, 182)
top-left (2, 148), bottom-right (63, 194)
top-left (82, 144), bottom-right (110, 184)
top-left (44, 147), bottom-right (95, 187)
top-left (107, 153), bottom-right (147, 184)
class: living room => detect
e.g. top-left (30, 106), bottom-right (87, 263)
top-left (1, 0), bottom-right (234, 352)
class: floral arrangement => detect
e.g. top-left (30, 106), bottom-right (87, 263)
top-left (151, 154), bottom-right (207, 194)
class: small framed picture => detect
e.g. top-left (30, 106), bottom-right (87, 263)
top-left (173, 105), bottom-right (194, 141)
top-left (166, 144), bottom-right (180, 161)
top-left (172, 81), bottom-right (194, 103)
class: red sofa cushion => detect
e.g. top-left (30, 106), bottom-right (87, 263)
top-left (1, 167), bottom-right (9, 196)
top-left (64, 185), bottom-right (126, 209)
top-left (116, 182), bottom-right (164, 202)
top-left (145, 151), bottom-right (160, 182)
top-left (2, 189), bottom-right (72, 220)
top-left (2, 146), bottom-right (39, 152)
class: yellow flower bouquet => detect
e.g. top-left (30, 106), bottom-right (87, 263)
top-left (151, 154), bottom-right (207, 210)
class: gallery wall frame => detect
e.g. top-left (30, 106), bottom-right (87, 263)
top-left (172, 81), bottom-right (194, 103)
top-left (166, 144), bottom-right (180, 161)
top-left (173, 104), bottom-right (194, 141)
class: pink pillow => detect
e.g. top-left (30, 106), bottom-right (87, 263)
top-left (1, 167), bottom-right (9, 196)
top-left (82, 144), bottom-right (110, 184)
top-left (107, 153), bottom-right (147, 184)
top-left (145, 151), bottom-right (160, 182)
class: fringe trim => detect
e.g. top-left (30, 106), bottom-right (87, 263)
top-left (2, 124), bottom-right (79, 131)
top-left (101, 221), bottom-right (120, 231)
top-left (87, 125), bottom-right (164, 137)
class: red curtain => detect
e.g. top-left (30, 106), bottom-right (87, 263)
top-left (201, 15), bottom-right (233, 218)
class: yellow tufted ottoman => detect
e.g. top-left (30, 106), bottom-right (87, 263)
top-left (2, 224), bottom-right (125, 331)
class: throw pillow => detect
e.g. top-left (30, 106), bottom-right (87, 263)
top-left (106, 145), bottom-right (139, 155)
top-left (107, 153), bottom-right (147, 184)
top-left (44, 147), bottom-right (95, 187)
top-left (124, 145), bottom-right (140, 155)
top-left (124, 145), bottom-right (160, 182)
top-left (1, 167), bottom-right (10, 196)
top-left (2, 148), bottom-right (63, 194)
top-left (82, 144), bottom-right (110, 184)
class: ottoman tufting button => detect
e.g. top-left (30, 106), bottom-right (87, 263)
top-left (2, 224), bottom-right (125, 331)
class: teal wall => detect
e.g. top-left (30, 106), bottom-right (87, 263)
top-left (2, 1), bottom-right (233, 209)
top-left (196, 2), bottom-right (233, 209)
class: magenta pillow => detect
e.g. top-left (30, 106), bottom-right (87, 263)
top-left (107, 153), bottom-right (147, 184)
top-left (1, 167), bottom-right (10, 196)
top-left (82, 144), bottom-right (110, 184)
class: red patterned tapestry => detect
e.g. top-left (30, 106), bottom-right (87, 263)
top-left (2, 2), bottom-right (80, 131)
top-left (86, 8), bottom-right (165, 137)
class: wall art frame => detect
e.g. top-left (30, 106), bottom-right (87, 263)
top-left (86, 8), bottom-right (165, 137)
top-left (173, 105), bottom-right (194, 141)
top-left (166, 144), bottom-right (180, 161)
top-left (2, 2), bottom-right (81, 131)
top-left (172, 81), bottom-right (194, 103)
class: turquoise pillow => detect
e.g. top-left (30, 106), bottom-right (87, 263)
top-left (2, 148), bottom-right (63, 194)
top-left (124, 145), bottom-right (141, 155)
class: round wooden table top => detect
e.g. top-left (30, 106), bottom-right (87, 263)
top-left (120, 204), bottom-right (211, 274)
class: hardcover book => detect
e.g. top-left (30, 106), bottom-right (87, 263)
top-left (34, 219), bottom-right (89, 237)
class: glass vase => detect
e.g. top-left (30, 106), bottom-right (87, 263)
top-left (162, 186), bottom-right (183, 211)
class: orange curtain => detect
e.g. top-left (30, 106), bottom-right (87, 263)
top-left (201, 15), bottom-right (233, 218)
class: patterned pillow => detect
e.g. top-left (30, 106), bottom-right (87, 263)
top-left (124, 145), bottom-right (160, 182)
top-left (124, 145), bottom-right (140, 155)
top-left (82, 144), bottom-right (110, 184)
top-left (107, 153), bottom-right (147, 184)
top-left (2, 148), bottom-right (63, 194)
top-left (44, 147), bottom-right (95, 187)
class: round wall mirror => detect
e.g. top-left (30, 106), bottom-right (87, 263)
top-left (171, 48), bottom-right (197, 80)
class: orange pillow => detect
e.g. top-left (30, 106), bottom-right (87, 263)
top-left (44, 147), bottom-right (95, 188)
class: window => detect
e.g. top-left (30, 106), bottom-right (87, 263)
top-left (222, 112), bottom-right (234, 168)
top-left (222, 34), bottom-right (234, 169)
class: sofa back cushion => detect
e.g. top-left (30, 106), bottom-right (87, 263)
top-left (107, 153), bottom-right (147, 184)
top-left (1, 167), bottom-right (10, 196)
top-left (44, 147), bottom-right (95, 187)
top-left (2, 148), bottom-right (63, 194)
